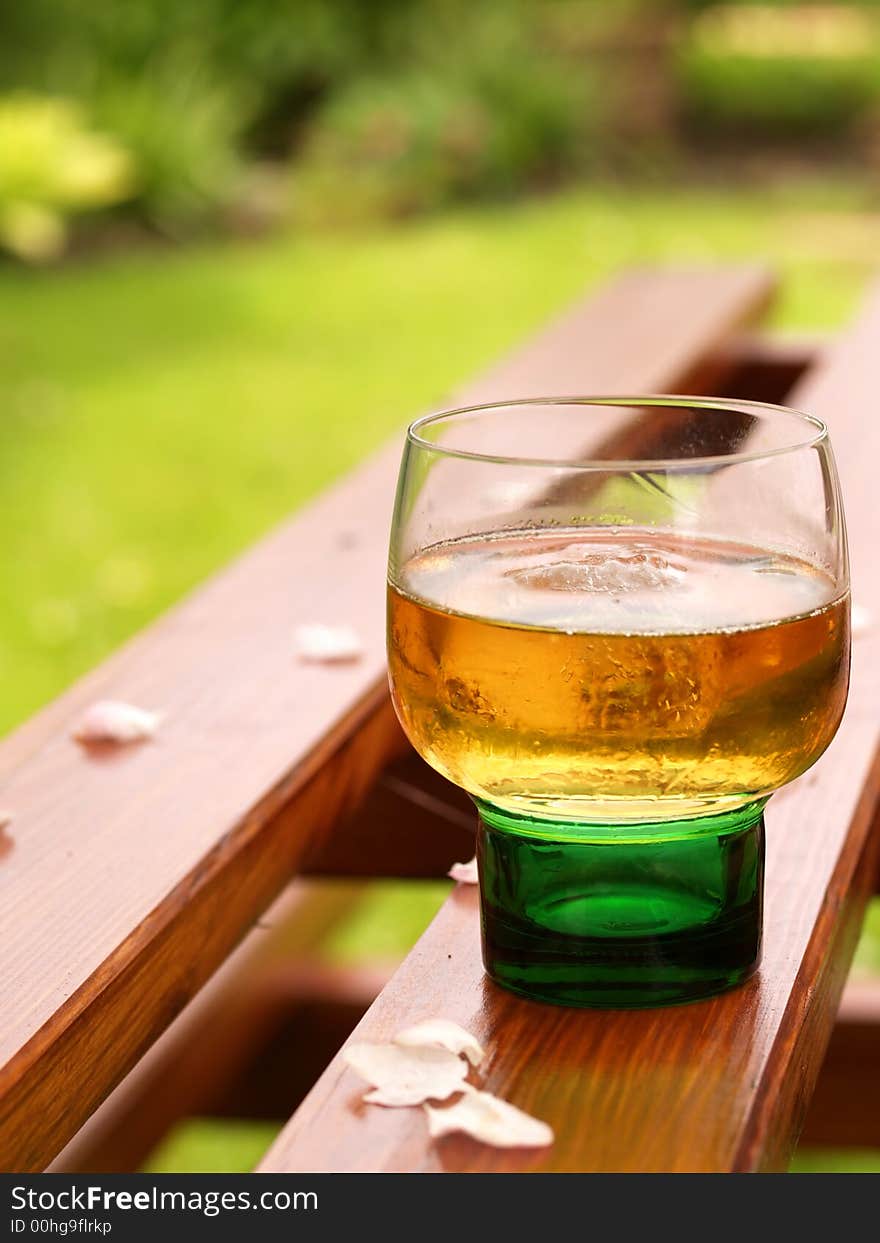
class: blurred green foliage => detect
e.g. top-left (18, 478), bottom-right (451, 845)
top-left (679, 2), bottom-right (880, 136)
top-left (90, 67), bottom-right (244, 234)
top-left (0, 94), bottom-right (134, 261)
top-left (0, 0), bottom-right (617, 254)
top-left (4, 2), bottom-right (880, 254)
top-left (293, 1), bottom-right (603, 222)
top-left (680, 50), bottom-right (880, 137)
top-left (296, 63), bottom-right (594, 224)
top-left (0, 0), bottom-right (377, 236)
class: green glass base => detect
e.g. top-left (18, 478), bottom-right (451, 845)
top-left (477, 801), bottom-right (765, 1009)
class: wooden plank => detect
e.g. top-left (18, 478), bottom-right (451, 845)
top-left (452, 266), bottom-right (774, 407)
top-left (259, 279), bottom-right (880, 1174)
top-left (48, 880), bottom-right (364, 1174)
top-left (0, 265), bottom-right (775, 1172)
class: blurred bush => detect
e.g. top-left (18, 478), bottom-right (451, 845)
top-left (90, 66), bottom-right (244, 234)
top-left (295, 58), bottom-right (595, 225)
top-left (679, 3), bottom-right (880, 137)
top-left (3, 0), bottom-right (880, 255)
top-left (285, 0), bottom-right (607, 225)
top-left (0, 0), bottom-right (608, 247)
top-left (0, 0), bottom-right (366, 244)
top-left (0, 94), bottom-right (135, 261)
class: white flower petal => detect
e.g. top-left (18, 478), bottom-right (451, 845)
top-left (342, 1041), bottom-right (468, 1106)
top-left (395, 1019), bottom-right (485, 1068)
top-left (362, 1086), bottom-right (436, 1107)
top-left (295, 624), bottom-right (363, 664)
top-left (852, 604), bottom-right (873, 638)
top-left (73, 700), bottom-right (160, 745)
top-left (424, 1091), bottom-right (554, 1148)
top-left (448, 856), bottom-right (478, 885)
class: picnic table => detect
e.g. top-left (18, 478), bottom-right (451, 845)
top-left (1, 264), bottom-right (878, 1173)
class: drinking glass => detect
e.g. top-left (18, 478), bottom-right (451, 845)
top-left (387, 397), bottom-right (850, 1007)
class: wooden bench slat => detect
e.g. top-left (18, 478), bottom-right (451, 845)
top-left (0, 266), bottom-right (774, 1171)
top-left (47, 879), bottom-right (362, 1173)
top-left (258, 280), bottom-right (880, 1174)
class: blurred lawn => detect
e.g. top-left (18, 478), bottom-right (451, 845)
top-left (4, 178), bottom-right (880, 1174)
top-left (143, 1118), bottom-right (280, 1175)
top-left (2, 178), bottom-right (880, 733)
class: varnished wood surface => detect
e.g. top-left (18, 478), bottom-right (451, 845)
top-left (48, 880), bottom-right (363, 1174)
top-left (0, 266), bottom-right (774, 1171)
top-left (260, 282), bottom-right (880, 1173)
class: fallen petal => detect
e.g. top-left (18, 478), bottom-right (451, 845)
top-left (424, 1091), bottom-right (554, 1148)
top-left (295, 624), bottom-right (363, 664)
top-left (343, 1041), bottom-right (468, 1106)
top-left (395, 1019), bottom-right (485, 1068)
top-left (852, 604), bottom-right (872, 638)
top-left (363, 1086), bottom-right (438, 1107)
top-left (73, 700), bottom-right (160, 745)
top-left (448, 856), bottom-right (478, 885)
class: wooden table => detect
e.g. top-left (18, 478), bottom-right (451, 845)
top-left (1, 265), bottom-right (878, 1173)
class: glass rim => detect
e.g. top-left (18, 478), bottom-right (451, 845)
top-left (407, 394), bottom-right (828, 471)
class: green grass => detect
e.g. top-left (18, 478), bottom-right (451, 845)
top-left (853, 897), bottom-right (880, 974)
top-left (143, 1118), bottom-right (280, 1174)
top-left (790, 1149), bottom-right (880, 1174)
top-left (322, 880), bottom-right (450, 962)
top-left (2, 177), bottom-right (879, 732)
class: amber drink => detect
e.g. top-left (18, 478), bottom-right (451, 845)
top-left (389, 529), bottom-right (849, 824)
